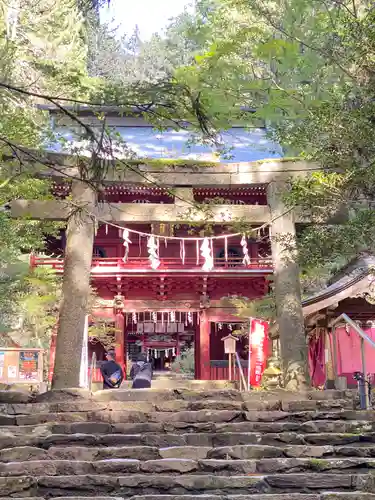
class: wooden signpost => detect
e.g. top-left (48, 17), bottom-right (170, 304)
top-left (221, 334), bottom-right (238, 380)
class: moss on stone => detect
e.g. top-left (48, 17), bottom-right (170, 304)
top-left (252, 156), bottom-right (302, 164)
top-left (308, 458), bottom-right (328, 470)
top-left (125, 158), bottom-right (219, 169)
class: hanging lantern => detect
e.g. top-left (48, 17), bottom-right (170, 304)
top-left (152, 311), bottom-right (157, 323)
top-left (200, 238), bottom-right (214, 272)
top-left (170, 311), bottom-right (176, 322)
top-left (218, 322), bottom-right (223, 331)
top-left (122, 229), bottom-right (132, 263)
top-left (241, 235), bottom-right (251, 266)
top-left (228, 323), bottom-right (233, 331)
top-left (188, 311), bottom-right (193, 325)
top-left (180, 240), bottom-right (186, 265)
top-left (147, 235), bottom-right (160, 269)
top-left (132, 312), bottom-right (138, 324)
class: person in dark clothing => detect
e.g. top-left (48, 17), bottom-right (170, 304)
top-left (130, 352), bottom-right (153, 389)
top-left (100, 351), bottom-right (124, 390)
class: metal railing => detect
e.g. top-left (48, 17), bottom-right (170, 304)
top-left (234, 352), bottom-right (248, 392)
top-left (329, 313), bottom-right (375, 409)
top-left (89, 352), bottom-right (97, 392)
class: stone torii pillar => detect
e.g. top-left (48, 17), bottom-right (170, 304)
top-left (267, 181), bottom-right (309, 390)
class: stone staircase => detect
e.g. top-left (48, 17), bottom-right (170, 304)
top-left (0, 387), bottom-right (375, 499)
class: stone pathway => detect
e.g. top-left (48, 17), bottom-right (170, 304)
top-left (0, 387), bottom-right (374, 499)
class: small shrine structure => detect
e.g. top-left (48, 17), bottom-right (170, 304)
top-left (303, 254), bottom-right (375, 388)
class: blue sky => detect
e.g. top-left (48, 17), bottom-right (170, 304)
top-left (101, 0), bottom-right (192, 40)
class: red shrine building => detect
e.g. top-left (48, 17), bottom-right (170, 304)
top-left (34, 208), bottom-right (272, 381)
top-left (12, 106), bottom-right (324, 383)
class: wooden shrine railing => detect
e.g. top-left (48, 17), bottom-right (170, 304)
top-left (209, 361), bottom-right (250, 382)
top-left (30, 254), bottom-right (273, 273)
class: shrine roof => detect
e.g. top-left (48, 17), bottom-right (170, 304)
top-left (50, 125), bottom-right (283, 163)
top-left (37, 103), bottom-right (282, 163)
top-left (302, 254), bottom-right (375, 316)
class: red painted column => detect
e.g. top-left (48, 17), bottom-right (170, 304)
top-left (195, 322), bottom-right (200, 379)
top-left (123, 321), bottom-right (128, 380)
top-left (115, 311), bottom-right (125, 376)
top-left (199, 310), bottom-right (211, 380)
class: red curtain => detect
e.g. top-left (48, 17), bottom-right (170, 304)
top-left (308, 330), bottom-right (326, 387)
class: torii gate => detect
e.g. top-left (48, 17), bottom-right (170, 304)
top-left (11, 151), bottom-right (347, 387)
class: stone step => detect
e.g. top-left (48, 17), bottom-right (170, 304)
top-left (6, 442), bottom-right (375, 462)
top-left (2, 495), bottom-right (375, 500)
top-left (2, 409), bottom-right (248, 426)
top-left (41, 419), bottom-right (375, 435)
top-left (0, 419), bottom-right (373, 438)
top-left (32, 388), bottom-right (355, 404)
top-left (208, 443), bottom-right (375, 459)
top-left (2, 408), bottom-right (368, 427)
top-left (1, 473), bottom-right (374, 496)
top-left (2, 431), bottom-right (375, 452)
top-left (215, 420), bottom-right (375, 434)
top-left (0, 399), bottom-right (356, 418)
top-left (91, 389), bottom-right (246, 403)
top-left (0, 388), bottom-right (355, 405)
top-left (1, 399), bottom-right (251, 415)
top-left (120, 379), bottom-right (237, 390)
top-left (3, 430), bottom-right (375, 450)
top-left (2, 457), bottom-right (375, 476)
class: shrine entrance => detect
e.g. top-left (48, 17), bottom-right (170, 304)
top-left (146, 348), bottom-right (176, 371)
top-left (125, 312), bottom-right (197, 373)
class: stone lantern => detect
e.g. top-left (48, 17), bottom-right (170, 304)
top-left (262, 356), bottom-right (282, 389)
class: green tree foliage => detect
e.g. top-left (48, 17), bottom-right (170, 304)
top-left (171, 0), bottom-right (375, 279)
top-left (88, 11), bottom-right (202, 83)
top-left (0, 0), bottom-right (92, 352)
top-left (151, 0), bottom-right (375, 390)
top-left (171, 347), bottom-right (195, 377)
top-left (0, 264), bottom-right (60, 346)
top-left (0, 0), bottom-right (241, 389)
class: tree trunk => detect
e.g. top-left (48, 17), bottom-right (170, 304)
top-left (267, 181), bottom-right (310, 390)
top-left (52, 180), bottom-right (96, 389)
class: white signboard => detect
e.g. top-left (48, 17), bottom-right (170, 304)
top-left (8, 365), bottom-right (17, 379)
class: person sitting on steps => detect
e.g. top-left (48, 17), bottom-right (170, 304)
top-left (100, 350), bottom-right (124, 390)
top-left (130, 352), bottom-right (153, 389)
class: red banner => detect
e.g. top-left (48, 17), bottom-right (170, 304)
top-left (249, 319), bottom-right (269, 387)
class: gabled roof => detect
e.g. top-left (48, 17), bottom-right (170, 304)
top-left (302, 254), bottom-right (375, 316)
